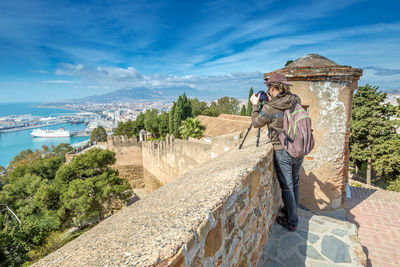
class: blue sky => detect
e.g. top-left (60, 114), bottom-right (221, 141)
top-left (1, 0), bottom-right (400, 102)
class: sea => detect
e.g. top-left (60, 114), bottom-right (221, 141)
top-left (0, 103), bottom-right (89, 167)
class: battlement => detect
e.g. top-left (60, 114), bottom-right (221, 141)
top-left (107, 135), bottom-right (140, 148)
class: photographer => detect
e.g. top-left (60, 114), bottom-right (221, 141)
top-left (250, 73), bottom-right (303, 231)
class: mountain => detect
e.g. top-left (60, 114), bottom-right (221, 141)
top-left (76, 86), bottom-right (210, 103)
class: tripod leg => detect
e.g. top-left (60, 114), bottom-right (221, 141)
top-left (239, 123), bottom-right (253, 149)
top-left (256, 128), bottom-right (261, 147)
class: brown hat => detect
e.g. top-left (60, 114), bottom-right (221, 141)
top-left (265, 73), bottom-right (292, 86)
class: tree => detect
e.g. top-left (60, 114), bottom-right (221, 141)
top-left (179, 118), bottom-right (206, 139)
top-left (247, 87), bottom-right (254, 116)
top-left (173, 96), bottom-right (184, 137)
top-left (158, 112), bottom-right (169, 137)
top-left (113, 113), bottom-right (145, 138)
top-left (55, 149), bottom-right (131, 228)
top-left (190, 98), bottom-right (209, 117)
top-left (350, 84), bottom-right (398, 184)
top-left (169, 102), bottom-right (176, 135)
top-left (285, 60), bottom-right (294, 67)
top-left (182, 93), bottom-right (192, 118)
top-left (144, 109), bottom-right (160, 137)
top-left (170, 94), bottom-right (193, 138)
top-left (240, 104), bottom-right (247, 116)
top-left (90, 126), bottom-right (107, 143)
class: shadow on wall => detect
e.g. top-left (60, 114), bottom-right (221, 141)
top-left (299, 169), bottom-right (343, 211)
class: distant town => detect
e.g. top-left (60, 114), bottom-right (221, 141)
top-left (0, 98), bottom-right (249, 135)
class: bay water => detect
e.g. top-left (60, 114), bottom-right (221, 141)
top-left (0, 103), bottom-right (89, 167)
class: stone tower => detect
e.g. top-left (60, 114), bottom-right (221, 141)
top-left (265, 54), bottom-right (362, 210)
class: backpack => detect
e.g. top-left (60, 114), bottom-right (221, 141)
top-left (277, 104), bottom-right (314, 158)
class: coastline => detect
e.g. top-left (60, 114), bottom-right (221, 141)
top-left (34, 104), bottom-right (88, 114)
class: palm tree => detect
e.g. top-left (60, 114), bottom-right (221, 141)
top-left (179, 118), bottom-right (205, 139)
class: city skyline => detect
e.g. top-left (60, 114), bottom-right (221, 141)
top-left (1, 0), bottom-right (400, 102)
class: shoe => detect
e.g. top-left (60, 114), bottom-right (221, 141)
top-left (276, 215), bottom-right (297, 231)
top-left (280, 206), bottom-right (288, 216)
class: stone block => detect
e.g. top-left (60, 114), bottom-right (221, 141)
top-left (321, 235), bottom-right (351, 263)
top-left (204, 219), bottom-right (222, 258)
top-left (224, 214), bottom-right (235, 236)
top-left (197, 219), bottom-right (211, 243)
top-left (249, 169), bottom-right (261, 199)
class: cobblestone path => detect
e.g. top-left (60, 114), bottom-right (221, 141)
top-left (258, 208), bottom-right (366, 267)
top-left (346, 186), bottom-right (400, 267)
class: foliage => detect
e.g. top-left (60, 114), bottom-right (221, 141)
top-left (144, 109), bottom-right (160, 137)
top-left (208, 96), bottom-right (239, 117)
top-left (171, 93), bottom-right (192, 137)
top-left (55, 149), bottom-right (132, 227)
top-left (0, 146), bottom-right (131, 266)
top-left (169, 102), bottom-right (176, 135)
top-left (90, 126), bottom-right (107, 143)
top-left (190, 98), bottom-right (210, 116)
top-left (387, 177), bottom-right (400, 192)
top-left (285, 60), bottom-right (294, 66)
top-left (240, 104), bottom-right (247, 116)
top-left (179, 118), bottom-right (206, 139)
top-left (158, 112), bottom-right (169, 137)
top-left (350, 84), bottom-right (399, 184)
top-left (113, 112), bottom-right (145, 138)
top-left (247, 87), bottom-right (254, 116)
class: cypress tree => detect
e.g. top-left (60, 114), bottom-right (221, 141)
top-left (247, 87), bottom-right (253, 116)
top-left (182, 93), bottom-right (192, 118)
top-left (240, 104), bottom-right (247, 116)
top-left (173, 96), bottom-right (184, 137)
top-left (169, 102), bottom-right (176, 135)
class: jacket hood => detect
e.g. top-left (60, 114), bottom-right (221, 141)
top-left (267, 93), bottom-right (300, 111)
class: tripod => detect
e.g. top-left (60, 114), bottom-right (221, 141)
top-left (238, 122), bottom-right (261, 149)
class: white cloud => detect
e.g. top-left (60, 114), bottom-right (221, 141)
top-left (41, 80), bottom-right (78, 84)
top-left (54, 63), bottom-right (264, 97)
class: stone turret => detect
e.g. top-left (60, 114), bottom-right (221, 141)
top-left (265, 54), bottom-right (362, 210)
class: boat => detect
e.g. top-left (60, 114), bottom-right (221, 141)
top-left (31, 128), bottom-right (71, 138)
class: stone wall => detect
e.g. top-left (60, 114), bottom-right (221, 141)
top-left (160, 145), bottom-right (280, 266)
top-left (264, 54), bottom-right (362, 210)
top-left (114, 165), bottom-right (144, 189)
top-left (107, 135), bottom-right (144, 189)
top-left (34, 142), bottom-right (280, 267)
top-left (107, 135), bottom-right (142, 166)
top-left (142, 135), bottom-right (213, 185)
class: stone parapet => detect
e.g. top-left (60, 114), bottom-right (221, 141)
top-left (33, 142), bottom-right (279, 267)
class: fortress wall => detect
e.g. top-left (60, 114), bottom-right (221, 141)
top-left (34, 142), bottom-right (280, 267)
top-left (107, 135), bottom-right (142, 166)
top-left (107, 135), bottom-right (144, 189)
top-left (114, 165), bottom-right (144, 189)
top-left (142, 135), bottom-right (213, 185)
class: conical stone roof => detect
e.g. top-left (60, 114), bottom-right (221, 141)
top-left (287, 54), bottom-right (338, 68)
top-left (264, 53), bottom-right (362, 81)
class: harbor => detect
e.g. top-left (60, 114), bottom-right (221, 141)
top-left (0, 104), bottom-right (115, 167)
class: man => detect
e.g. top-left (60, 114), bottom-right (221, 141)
top-left (250, 73), bottom-right (303, 231)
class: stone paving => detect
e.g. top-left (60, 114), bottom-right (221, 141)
top-left (258, 208), bottom-right (366, 267)
top-left (346, 186), bottom-right (400, 267)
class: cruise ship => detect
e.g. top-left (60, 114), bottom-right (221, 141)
top-left (31, 128), bottom-right (71, 138)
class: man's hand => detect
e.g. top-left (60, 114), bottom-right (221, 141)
top-left (250, 94), bottom-right (260, 105)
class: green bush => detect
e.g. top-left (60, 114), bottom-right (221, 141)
top-left (386, 177), bottom-right (400, 192)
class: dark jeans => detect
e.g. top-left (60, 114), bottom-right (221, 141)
top-left (274, 149), bottom-right (304, 227)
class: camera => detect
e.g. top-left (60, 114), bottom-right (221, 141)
top-left (255, 90), bottom-right (269, 103)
